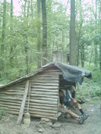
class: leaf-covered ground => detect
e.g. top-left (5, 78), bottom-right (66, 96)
top-left (0, 98), bottom-right (101, 134)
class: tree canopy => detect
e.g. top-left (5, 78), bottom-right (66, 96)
top-left (0, 0), bottom-right (101, 83)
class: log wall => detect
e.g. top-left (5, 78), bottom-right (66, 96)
top-left (0, 68), bottom-right (61, 120)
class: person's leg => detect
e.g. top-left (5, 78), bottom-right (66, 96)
top-left (71, 99), bottom-right (84, 115)
top-left (66, 109), bottom-right (84, 124)
top-left (66, 109), bottom-right (79, 120)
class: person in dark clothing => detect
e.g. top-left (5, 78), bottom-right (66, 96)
top-left (66, 86), bottom-right (89, 117)
top-left (59, 90), bottom-right (84, 124)
top-left (59, 88), bottom-right (89, 122)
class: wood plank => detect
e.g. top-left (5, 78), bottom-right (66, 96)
top-left (31, 79), bottom-right (59, 83)
top-left (29, 111), bottom-right (57, 117)
top-left (40, 70), bottom-right (61, 73)
top-left (0, 96), bottom-right (22, 100)
top-left (0, 98), bottom-right (22, 103)
top-left (30, 97), bottom-right (57, 101)
top-left (17, 80), bottom-right (29, 124)
top-left (0, 91), bottom-right (58, 96)
top-left (0, 104), bottom-right (57, 113)
top-left (37, 76), bottom-right (59, 80)
top-left (0, 98), bottom-right (57, 105)
top-left (44, 69), bottom-right (61, 72)
top-left (31, 90), bottom-right (58, 96)
top-left (30, 94), bottom-right (58, 98)
top-left (2, 110), bottom-right (57, 120)
top-left (30, 114), bottom-right (57, 120)
top-left (29, 99), bottom-right (57, 104)
top-left (0, 99), bottom-right (57, 105)
top-left (38, 74), bottom-right (59, 76)
top-left (0, 101), bottom-right (56, 107)
top-left (31, 88), bottom-right (58, 91)
top-left (31, 89), bottom-right (58, 92)
top-left (0, 101), bottom-right (20, 106)
top-left (0, 92), bottom-right (24, 95)
top-left (31, 83), bottom-right (58, 86)
top-left (27, 105), bottom-right (57, 110)
top-left (28, 108), bottom-right (57, 114)
top-left (41, 72), bottom-right (62, 74)
top-left (0, 103), bottom-right (57, 110)
top-left (0, 102), bottom-right (57, 108)
top-left (0, 106), bottom-right (57, 114)
top-left (31, 85), bottom-right (58, 88)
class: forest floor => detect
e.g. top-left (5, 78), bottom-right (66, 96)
top-left (0, 98), bottom-right (101, 134)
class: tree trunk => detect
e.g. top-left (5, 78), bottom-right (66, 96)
top-left (76, 26), bottom-right (79, 66)
top-left (94, 45), bottom-right (98, 66)
top-left (77, 21), bottom-right (83, 66)
top-left (0, 0), bottom-right (6, 72)
top-left (37, 0), bottom-right (41, 68)
top-left (10, 0), bottom-right (13, 67)
top-left (81, 44), bottom-right (84, 67)
top-left (62, 30), bottom-right (64, 62)
top-left (69, 0), bottom-right (76, 65)
top-left (24, 0), bottom-right (29, 74)
top-left (24, 0), bottom-right (27, 17)
top-left (77, 0), bottom-right (83, 66)
top-left (42, 0), bottom-right (47, 65)
top-left (100, 0), bottom-right (101, 70)
top-left (31, 0), bottom-right (33, 18)
top-left (94, 0), bottom-right (98, 67)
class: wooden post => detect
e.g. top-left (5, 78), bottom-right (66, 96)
top-left (17, 80), bottom-right (29, 124)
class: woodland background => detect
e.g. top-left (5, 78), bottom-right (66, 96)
top-left (0, 0), bottom-right (101, 89)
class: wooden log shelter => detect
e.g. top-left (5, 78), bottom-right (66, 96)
top-left (0, 62), bottom-right (92, 121)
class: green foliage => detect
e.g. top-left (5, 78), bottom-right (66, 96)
top-left (0, 0), bottom-right (101, 84)
top-left (76, 65), bottom-right (101, 101)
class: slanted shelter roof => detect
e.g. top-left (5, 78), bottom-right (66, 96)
top-left (0, 62), bottom-right (92, 89)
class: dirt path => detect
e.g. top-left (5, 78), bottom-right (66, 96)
top-left (0, 100), bottom-right (101, 134)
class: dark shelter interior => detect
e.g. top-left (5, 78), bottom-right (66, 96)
top-left (59, 75), bottom-right (76, 98)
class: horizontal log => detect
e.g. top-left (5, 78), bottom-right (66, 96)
top-left (29, 103), bottom-right (57, 107)
top-left (40, 70), bottom-right (61, 73)
top-left (0, 88), bottom-right (25, 92)
top-left (0, 104), bottom-right (57, 114)
top-left (38, 73), bottom-right (59, 76)
top-left (0, 91), bottom-right (58, 97)
top-left (3, 110), bottom-right (57, 120)
top-left (29, 99), bottom-right (57, 104)
top-left (29, 105), bottom-right (57, 110)
top-left (38, 75), bottom-right (59, 80)
top-left (5, 86), bottom-right (25, 90)
top-left (31, 85), bottom-right (58, 89)
top-left (9, 87), bottom-right (25, 90)
top-left (30, 114), bottom-right (57, 120)
top-left (0, 94), bottom-right (58, 99)
top-left (0, 98), bottom-right (57, 104)
top-left (31, 79), bottom-right (59, 83)
top-left (31, 89), bottom-right (58, 93)
top-left (31, 83), bottom-right (59, 86)
top-left (0, 104), bottom-right (20, 109)
top-left (0, 96), bottom-right (58, 103)
top-left (31, 88), bottom-right (58, 91)
top-left (0, 102), bottom-right (21, 106)
top-left (30, 94), bottom-right (58, 98)
top-left (43, 69), bottom-right (61, 72)
top-left (31, 92), bottom-right (58, 95)
top-left (30, 97), bottom-right (58, 101)
top-left (0, 101), bottom-right (57, 107)
top-left (0, 101), bottom-right (57, 108)
top-left (0, 103), bottom-right (57, 111)
top-left (1, 92), bottom-right (23, 95)
top-left (0, 98), bottom-right (22, 103)
top-left (41, 72), bottom-right (62, 75)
